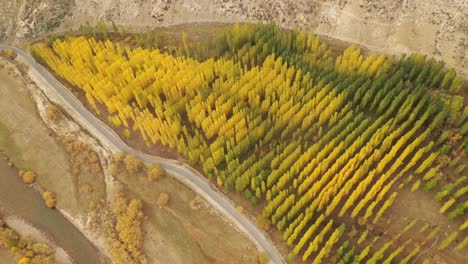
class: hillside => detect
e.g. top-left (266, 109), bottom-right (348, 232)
top-left (0, 0), bottom-right (466, 77)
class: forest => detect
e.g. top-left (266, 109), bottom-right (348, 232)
top-left (32, 23), bottom-right (467, 263)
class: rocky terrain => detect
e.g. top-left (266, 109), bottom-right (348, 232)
top-left (0, 0), bottom-right (466, 72)
top-left (0, 0), bottom-right (73, 39)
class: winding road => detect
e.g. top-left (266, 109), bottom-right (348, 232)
top-left (0, 45), bottom-right (285, 264)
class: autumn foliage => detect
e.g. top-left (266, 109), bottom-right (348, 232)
top-left (0, 219), bottom-right (55, 263)
top-left (32, 23), bottom-right (467, 263)
top-left (42, 191), bottom-right (56, 208)
top-left (19, 170), bottom-right (36, 184)
top-left (157, 192), bottom-right (170, 207)
top-left (104, 190), bottom-right (146, 264)
top-left (123, 155), bottom-right (143, 173)
top-left (146, 164), bottom-right (165, 181)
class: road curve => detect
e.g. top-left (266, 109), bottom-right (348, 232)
top-left (0, 44), bottom-right (285, 264)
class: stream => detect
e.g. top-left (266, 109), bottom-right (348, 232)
top-left (0, 154), bottom-right (106, 264)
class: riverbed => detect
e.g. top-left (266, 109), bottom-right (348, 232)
top-left (0, 154), bottom-right (106, 263)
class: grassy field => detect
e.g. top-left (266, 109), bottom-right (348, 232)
top-left (113, 161), bottom-right (258, 264)
top-left (0, 58), bottom-right (261, 263)
top-left (0, 152), bottom-right (104, 264)
top-left (0, 248), bottom-right (15, 263)
top-left (0, 68), bottom-right (79, 214)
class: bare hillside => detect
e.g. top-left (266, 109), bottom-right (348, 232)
top-left (0, 0), bottom-right (466, 74)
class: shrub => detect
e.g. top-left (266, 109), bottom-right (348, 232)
top-left (42, 191), bottom-right (56, 208)
top-left (258, 252), bottom-right (269, 264)
top-left (147, 164), bottom-right (165, 182)
top-left (46, 105), bottom-right (62, 121)
top-left (20, 171), bottom-right (36, 184)
top-left (157, 192), bottom-right (169, 206)
top-left (1, 228), bottom-right (19, 247)
top-left (107, 191), bottom-right (146, 264)
top-left (256, 217), bottom-right (272, 231)
top-left (3, 49), bottom-right (17, 59)
top-left (123, 155), bottom-right (142, 173)
top-left (113, 152), bottom-right (125, 163)
top-left (123, 129), bottom-right (130, 138)
top-left (0, 222), bottom-right (55, 263)
top-left (18, 257), bottom-right (31, 264)
top-left (437, 154), bottom-right (450, 167)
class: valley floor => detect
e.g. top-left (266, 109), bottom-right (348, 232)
top-left (30, 24), bottom-right (467, 264)
top-left (0, 54), bottom-right (259, 263)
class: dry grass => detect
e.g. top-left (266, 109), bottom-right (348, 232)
top-left (0, 68), bottom-right (81, 214)
top-left (0, 64), bottom-right (106, 263)
top-left (0, 247), bottom-right (15, 263)
top-left (87, 186), bottom-right (146, 264)
top-left (58, 136), bottom-right (106, 213)
top-left (111, 159), bottom-right (259, 264)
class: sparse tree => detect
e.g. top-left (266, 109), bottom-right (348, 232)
top-left (182, 32), bottom-right (190, 57)
top-left (258, 252), bottom-right (269, 264)
top-left (111, 20), bottom-right (119, 33)
top-left (42, 191), bottom-right (56, 208)
top-left (46, 105), bottom-right (61, 121)
top-left (256, 217), bottom-right (272, 231)
top-left (439, 231), bottom-right (458, 250)
top-left (2, 49), bottom-right (17, 59)
top-left (1, 228), bottom-right (19, 247)
top-left (96, 20), bottom-right (108, 39)
top-left (113, 152), bottom-right (125, 163)
top-left (20, 170), bottom-right (36, 184)
top-left (157, 192), bottom-right (169, 207)
top-left (18, 257), bottom-right (31, 264)
top-left (123, 155), bottom-right (142, 173)
top-left (147, 164), bottom-right (165, 181)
